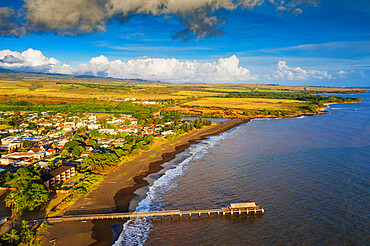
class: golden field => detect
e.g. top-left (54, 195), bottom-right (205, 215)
top-left (184, 97), bottom-right (308, 111)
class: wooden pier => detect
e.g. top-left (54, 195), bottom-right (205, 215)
top-left (31, 202), bottom-right (264, 223)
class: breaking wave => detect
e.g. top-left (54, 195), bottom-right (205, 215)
top-left (112, 125), bottom-right (244, 246)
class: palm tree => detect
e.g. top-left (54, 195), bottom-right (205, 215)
top-left (3, 229), bottom-right (20, 245)
top-left (20, 228), bottom-right (35, 244)
top-left (20, 220), bottom-right (29, 231)
top-left (5, 192), bottom-right (17, 213)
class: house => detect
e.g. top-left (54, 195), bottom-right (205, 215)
top-left (98, 129), bottom-right (116, 135)
top-left (0, 158), bottom-right (16, 166)
top-left (118, 127), bottom-right (131, 133)
top-left (76, 122), bottom-right (87, 128)
top-left (29, 146), bottom-right (45, 153)
top-left (88, 115), bottom-right (97, 122)
top-left (130, 119), bottom-right (138, 125)
top-left (80, 151), bottom-right (91, 157)
top-left (1, 152), bottom-right (45, 164)
top-left (42, 164), bottom-right (76, 188)
top-left (161, 130), bottom-right (174, 136)
top-left (62, 127), bottom-right (73, 132)
top-left (1, 137), bottom-right (21, 145)
top-left (124, 97), bottom-right (136, 101)
top-left (46, 149), bottom-right (57, 155)
top-left (88, 124), bottom-right (101, 130)
top-left (34, 161), bottom-right (50, 170)
top-left (57, 139), bottom-right (68, 149)
top-left (40, 122), bottom-right (53, 127)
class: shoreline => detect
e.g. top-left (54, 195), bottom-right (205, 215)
top-left (41, 118), bottom-right (250, 246)
top-left (39, 99), bottom-right (363, 245)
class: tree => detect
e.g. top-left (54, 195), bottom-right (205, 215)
top-left (20, 229), bottom-right (34, 245)
top-left (81, 152), bottom-right (120, 173)
top-left (8, 113), bottom-right (22, 128)
top-left (61, 149), bottom-right (70, 159)
top-left (64, 140), bottom-right (82, 150)
top-left (5, 168), bottom-right (49, 213)
top-left (114, 148), bottom-right (125, 158)
top-left (131, 148), bottom-right (140, 155)
top-left (51, 142), bottom-right (58, 149)
top-left (20, 220), bottom-right (29, 231)
top-left (72, 146), bottom-right (85, 158)
top-left (2, 229), bottom-right (20, 245)
top-left (107, 123), bottom-right (116, 129)
top-left (21, 140), bottom-right (32, 149)
top-left (19, 220), bottom-right (34, 245)
top-left (123, 118), bottom-right (131, 125)
top-left (87, 139), bottom-right (98, 149)
top-left (5, 192), bottom-right (18, 214)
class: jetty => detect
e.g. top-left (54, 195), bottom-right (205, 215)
top-left (31, 202), bottom-right (264, 223)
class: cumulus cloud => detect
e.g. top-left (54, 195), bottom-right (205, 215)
top-left (337, 70), bottom-right (347, 79)
top-left (0, 48), bottom-right (73, 74)
top-left (0, 48), bottom-right (255, 82)
top-left (78, 54), bottom-right (257, 82)
top-left (3, 0), bottom-right (317, 40)
top-left (274, 60), bottom-right (333, 80)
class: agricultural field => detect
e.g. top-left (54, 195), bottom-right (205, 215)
top-left (0, 69), bottom-right (367, 117)
top-left (184, 97), bottom-right (308, 111)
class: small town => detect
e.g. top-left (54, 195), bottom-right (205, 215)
top-left (0, 111), bottom-right (211, 220)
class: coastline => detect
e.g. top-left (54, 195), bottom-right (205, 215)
top-left (41, 118), bottom-right (250, 246)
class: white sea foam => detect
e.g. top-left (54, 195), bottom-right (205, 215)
top-left (112, 126), bottom-right (242, 246)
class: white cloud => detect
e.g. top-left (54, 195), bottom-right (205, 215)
top-left (274, 60), bottom-right (333, 80)
top-left (0, 48), bottom-right (73, 74)
top-left (0, 49), bottom-right (256, 82)
top-left (337, 70), bottom-right (347, 79)
top-left (78, 54), bottom-right (257, 82)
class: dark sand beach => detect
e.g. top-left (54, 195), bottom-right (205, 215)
top-left (41, 118), bottom-right (250, 246)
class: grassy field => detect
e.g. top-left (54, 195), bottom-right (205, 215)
top-left (0, 70), bottom-right (367, 117)
top-left (184, 97), bottom-right (308, 110)
top-left (0, 76), bottom-right (367, 103)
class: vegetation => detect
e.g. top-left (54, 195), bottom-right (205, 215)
top-left (224, 90), bottom-right (363, 105)
top-left (0, 100), bottom-right (158, 114)
top-left (81, 152), bottom-right (121, 173)
top-left (0, 220), bottom-right (36, 245)
top-left (4, 168), bottom-right (49, 214)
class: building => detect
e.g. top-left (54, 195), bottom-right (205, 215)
top-left (1, 137), bottom-right (21, 145)
top-left (0, 142), bottom-right (22, 152)
top-left (88, 123), bottom-right (101, 130)
top-left (42, 164), bottom-right (76, 188)
top-left (29, 146), bottom-right (45, 153)
top-left (46, 149), bottom-right (57, 155)
top-left (1, 152), bottom-right (45, 163)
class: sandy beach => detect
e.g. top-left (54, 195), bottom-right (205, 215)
top-left (41, 118), bottom-right (250, 246)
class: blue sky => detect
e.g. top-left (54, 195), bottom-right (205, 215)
top-left (0, 0), bottom-right (369, 86)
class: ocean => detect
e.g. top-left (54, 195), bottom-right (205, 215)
top-left (113, 92), bottom-right (370, 245)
